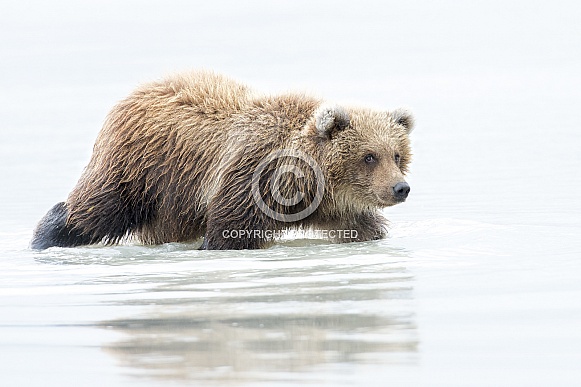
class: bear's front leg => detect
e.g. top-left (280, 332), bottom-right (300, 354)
top-left (201, 186), bottom-right (277, 250)
top-left (202, 217), bottom-right (273, 250)
top-left (330, 211), bottom-right (388, 244)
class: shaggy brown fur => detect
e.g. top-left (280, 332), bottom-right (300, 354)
top-left (30, 70), bottom-right (414, 250)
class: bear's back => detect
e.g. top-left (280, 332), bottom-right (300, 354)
top-left (158, 70), bottom-right (252, 117)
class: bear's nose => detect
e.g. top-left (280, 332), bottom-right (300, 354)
top-left (393, 182), bottom-right (410, 201)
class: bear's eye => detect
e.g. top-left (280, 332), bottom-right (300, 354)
top-left (394, 153), bottom-right (401, 164)
top-left (364, 154), bottom-right (376, 164)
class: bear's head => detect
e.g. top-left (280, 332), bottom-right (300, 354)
top-left (311, 105), bottom-right (414, 209)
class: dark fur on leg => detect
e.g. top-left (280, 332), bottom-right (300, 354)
top-left (331, 211), bottom-right (388, 243)
top-left (202, 223), bottom-right (270, 250)
top-left (202, 176), bottom-right (276, 250)
top-left (203, 211), bottom-right (272, 250)
top-left (30, 202), bottom-right (94, 250)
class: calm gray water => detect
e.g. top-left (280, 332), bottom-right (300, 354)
top-left (1, 1), bottom-right (581, 386)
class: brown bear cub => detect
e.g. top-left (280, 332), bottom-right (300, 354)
top-left (31, 71), bottom-right (414, 250)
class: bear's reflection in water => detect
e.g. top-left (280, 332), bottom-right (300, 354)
top-left (99, 258), bottom-right (417, 383)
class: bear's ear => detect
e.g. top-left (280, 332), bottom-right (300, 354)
top-left (391, 108), bottom-right (415, 133)
top-left (315, 105), bottom-right (350, 139)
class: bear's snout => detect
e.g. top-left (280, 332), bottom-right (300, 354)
top-left (393, 182), bottom-right (410, 202)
